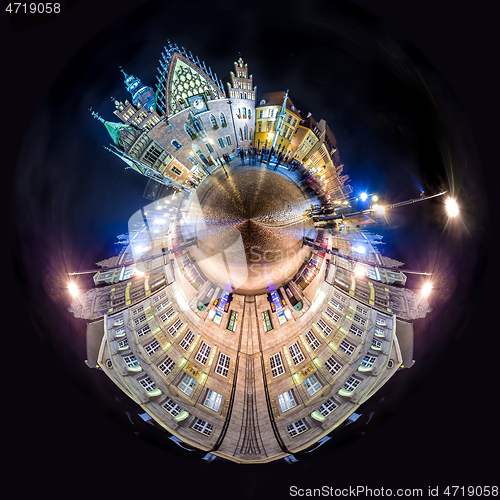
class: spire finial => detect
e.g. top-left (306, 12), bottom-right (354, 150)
top-left (89, 107), bottom-right (105, 123)
top-left (119, 66), bottom-right (129, 80)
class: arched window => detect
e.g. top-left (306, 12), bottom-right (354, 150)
top-left (237, 108), bottom-right (241, 117)
top-left (242, 107), bottom-right (246, 117)
top-left (240, 93), bottom-right (243, 99)
top-left (220, 112), bottom-right (227, 127)
top-left (249, 128), bottom-right (252, 141)
top-left (239, 128), bottom-right (243, 141)
top-left (184, 123), bottom-right (195, 139)
top-left (248, 109), bottom-right (251, 119)
top-left (244, 93), bottom-right (247, 99)
top-left (171, 140), bottom-right (182, 150)
top-left (244, 124), bottom-right (248, 141)
top-left (210, 114), bottom-right (217, 129)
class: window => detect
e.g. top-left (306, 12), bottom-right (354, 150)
top-left (278, 390), bottom-right (296, 412)
top-left (259, 110), bottom-right (263, 118)
top-left (270, 352), bottom-right (285, 377)
top-left (361, 355), bottom-right (377, 368)
top-left (133, 314), bottom-right (147, 326)
top-left (317, 399), bottom-right (338, 417)
top-left (157, 299), bottom-right (170, 312)
top-left (356, 305), bottom-right (368, 315)
top-left (349, 324), bottom-right (363, 338)
top-left (262, 311), bottom-right (273, 332)
top-left (162, 398), bottom-right (182, 417)
top-left (192, 418), bottom-right (213, 436)
top-left (287, 419), bottom-right (307, 437)
top-left (249, 129), bottom-right (252, 141)
top-left (139, 376), bottom-right (157, 392)
top-left (343, 376), bottom-right (361, 392)
top-left (374, 327), bottom-right (385, 337)
top-left (171, 165), bottom-right (182, 176)
top-left (317, 318), bottom-right (332, 336)
top-left (289, 342), bottom-right (305, 365)
top-left (330, 300), bottom-right (344, 312)
top-left (287, 115), bottom-right (292, 123)
top-left (168, 318), bottom-right (183, 336)
top-left (136, 324), bottom-right (151, 338)
top-left (244, 124), bottom-right (248, 140)
top-left (353, 314), bottom-right (366, 326)
top-left (218, 137), bottom-right (225, 148)
top-left (242, 107), bottom-right (247, 117)
top-left (160, 308), bottom-right (176, 322)
top-left (227, 310), bottom-right (238, 332)
top-left (292, 118), bottom-right (297, 126)
top-left (179, 330), bottom-right (195, 350)
top-left (304, 374), bottom-right (321, 396)
top-left (144, 146), bottom-right (162, 165)
top-left (206, 143), bottom-right (214, 154)
top-left (132, 305), bottom-right (144, 316)
top-left (178, 374), bottom-right (196, 395)
top-left (324, 356), bottom-right (342, 375)
top-left (239, 128), bottom-right (243, 141)
top-left (270, 109), bottom-right (274, 118)
top-left (376, 316), bottom-right (387, 326)
top-left (117, 338), bottom-right (128, 349)
top-left (267, 123), bottom-right (271, 132)
top-left (248, 109), bottom-right (252, 119)
top-left (124, 355), bottom-right (140, 368)
top-left (144, 339), bottom-right (161, 357)
top-left (184, 123), bottom-right (195, 139)
top-left (372, 338), bottom-right (383, 349)
top-left (158, 356), bottom-right (175, 376)
top-left (210, 114), bottom-right (217, 129)
top-left (325, 308), bottom-right (341, 323)
top-left (171, 140), bottom-right (182, 150)
top-left (195, 342), bottom-right (211, 365)
top-left (339, 340), bottom-right (355, 357)
top-left (334, 292), bottom-right (346, 303)
top-left (215, 353), bottom-right (230, 377)
top-left (305, 330), bottom-right (320, 351)
top-left (204, 389), bottom-right (223, 411)
top-left (220, 112), bottom-right (227, 127)
top-left (225, 135), bottom-right (232, 146)
top-left (387, 359), bottom-right (394, 368)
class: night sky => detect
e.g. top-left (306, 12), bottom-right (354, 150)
top-left (4, 0), bottom-right (499, 498)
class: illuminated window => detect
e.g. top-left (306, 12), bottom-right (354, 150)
top-left (204, 389), bottom-right (222, 411)
top-left (330, 300), bottom-right (344, 312)
top-left (262, 310), bottom-right (273, 332)
top-left (124, 355), bottom-right (139, 368)
top-left (304, 374), bottom-right (321, 396)
top-left (278, 390), bottom-right (296, 412)
top-left (178, 374), bottom-right (196, 395)
top-left (170, 165), bottom-right (182, 176)
top-left (227, 310), bottom-right (238, 332)
top-left (361, 355), bottom-right (377, 368)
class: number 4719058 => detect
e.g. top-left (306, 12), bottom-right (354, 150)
top-left (5, 3), bottom-right (61, 14)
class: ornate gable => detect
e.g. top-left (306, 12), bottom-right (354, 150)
top-left (156, 42), bottom-right (225, 117)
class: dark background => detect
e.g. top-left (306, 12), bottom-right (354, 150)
top-left (3, 0), bottom-right (499, 498)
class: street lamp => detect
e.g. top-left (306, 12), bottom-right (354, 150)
top-left (421, 281), bottom-right (432, 297)
top-left (68, 282), bottom-right (79, 297)
top-left (209, 140), bottom-right (228, 178)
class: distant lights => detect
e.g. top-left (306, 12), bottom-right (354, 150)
top-left (353, 245), bottom-right (366, 254)
top-left (360, 192), bottom-right (368, 201)
top-left (373, 204), bottom-right (385, 214)
top-left (445, 198), bottom-right (459, 217)
top-left (372, 195), bottom-right (378, 202)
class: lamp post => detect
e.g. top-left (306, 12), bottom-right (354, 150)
top-left (210, 140), bottom-right (228, 178)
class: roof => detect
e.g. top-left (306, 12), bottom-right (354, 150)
top-left (86, 319), bottom-right (105, 368)
top-left (104, 121), bottom-right (131, 146)
top-left (258, 91), bottom-right (301, 116)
